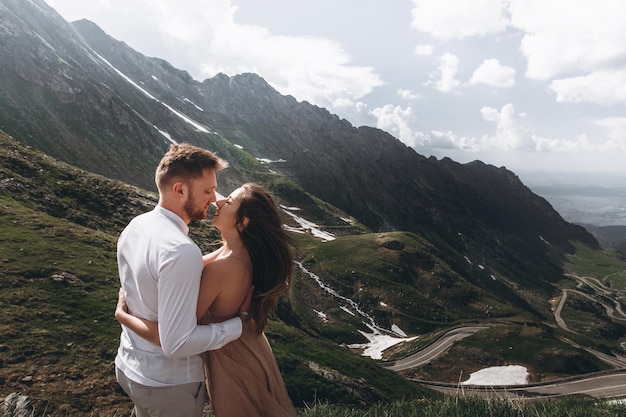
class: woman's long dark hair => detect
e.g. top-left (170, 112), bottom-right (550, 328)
top-left (236, 183), bottom-right (293, 334)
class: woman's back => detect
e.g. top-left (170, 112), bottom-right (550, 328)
top-left (197, 249), bottom-right (252, 323)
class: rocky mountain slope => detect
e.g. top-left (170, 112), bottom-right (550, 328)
top-left (0, 0), bottom-right (597, 287)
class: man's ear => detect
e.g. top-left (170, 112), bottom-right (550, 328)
top-left (172, 182), bottom-right (185, 198)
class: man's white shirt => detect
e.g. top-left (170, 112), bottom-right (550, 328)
top-left (115, 205), bottom-right (242, 386)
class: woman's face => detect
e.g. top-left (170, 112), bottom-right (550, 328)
top-left (212, 187), bottom-right (244, 231)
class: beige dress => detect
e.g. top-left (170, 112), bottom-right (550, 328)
top-left (200, 313), bottom-right (297, 417)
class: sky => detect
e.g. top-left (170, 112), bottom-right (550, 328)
top-left (43, 0), bottom-right (626, 185)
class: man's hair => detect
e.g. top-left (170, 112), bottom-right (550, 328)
top-left (155, 143), bottom-right (228, 190)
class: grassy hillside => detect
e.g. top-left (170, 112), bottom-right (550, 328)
top-left (0, 131), bottom-right (430, 415)
top-left (3, 129), bottom-right (626, 415)
top-left (293, 231), bottom-right (613, 383)
top-left (0, 198), bottom-right (127, 413)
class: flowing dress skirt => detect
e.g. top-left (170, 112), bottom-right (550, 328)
top-left (200, 317), bottom-right (297, 417)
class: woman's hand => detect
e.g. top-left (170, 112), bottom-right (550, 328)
top-left (115, 288), bottom-right (128, 323)
top-left (238, 285), bottom-right (255, 320)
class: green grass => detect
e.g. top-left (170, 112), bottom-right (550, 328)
top-left (295, 396), bottom-right (626, 417)
top-left (565, 243), bottom-right (626, 289)
top-left (300, 231), bottom-right (521, 333)
top-left (7, 396), bottom-right (626, 417)
top-left (267, 321), bottom-right (431, 407)
top-left (0, 196), bottom-right (130, 414)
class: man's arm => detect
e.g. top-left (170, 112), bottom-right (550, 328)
top-left (157, 244), bottom-right (242, 358)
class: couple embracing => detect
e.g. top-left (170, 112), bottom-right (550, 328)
top-left (114, 143), bottom-right (297, 417)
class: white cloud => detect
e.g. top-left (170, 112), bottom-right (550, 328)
top-left (410, 0), bottom-right (626, 84)
top-left (414, 44), bottom-right (434, 56)
top-left (371, 101), bottom-right (599, 161)
top-left (410, 0), bottom-right (509, 40)
top-left (421, 105), bottom-right (626, 164)
top-left (480, 104), bottom-right (535, 151)
top-left (397, 89), bottom-right (420, 100)
top-left (509, 0), bottom-right (626, 79)
top-left (370, 104), bottom-right (428, 148)
top-left (469, 59), bottom-right (516, 87)
top-left (194, 21), bottom-right (385, 112)
top-left (433, 53), bottom-right (462, 93)
top-left (430, 131), bottom-right (479, 151)
top-left (549, 70), bottom-right (626, 106)
top-left (479, 104), bottom-right (596, 153)
top-left (594, 117), bottom-right (626, 151)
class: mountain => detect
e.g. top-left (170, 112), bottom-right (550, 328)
top-left (0, 0), bottom-right (597, 270)
top-left (2, 0), bottom-right (624, 414)
top-left (2, 128), bottom-right (619, 415)
top-left (580, 224), bottom-right (626, 255)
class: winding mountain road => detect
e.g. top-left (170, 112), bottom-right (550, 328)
top-left (383, 326), bottom-right (489, 371)
top-left (383, 273), bottom-right (626, 398)
top-left (385, 325), bottom-right (626, 398)
top-left (417, 370), bottom-right (626, 399)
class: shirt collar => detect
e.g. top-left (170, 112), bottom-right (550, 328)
top-left (154, 205), bottom-right (189, 235)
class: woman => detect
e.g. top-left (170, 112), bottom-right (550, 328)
top-left (116, 183), bottom-right (297, 417)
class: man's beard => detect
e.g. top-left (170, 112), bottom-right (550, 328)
top-left (184, 191), bottom-right (207, 221)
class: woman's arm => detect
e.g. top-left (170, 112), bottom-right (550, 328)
top-left (115, 289), bottom-right (161, 346)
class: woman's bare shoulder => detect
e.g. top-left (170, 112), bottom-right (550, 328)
top-left (203, 254), bottom-right (249, 281)
top-left (201, 253), bottom-right (251, 318)
top-left (211, 254), bottom-right (248, 268)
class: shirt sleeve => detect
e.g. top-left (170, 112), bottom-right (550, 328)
top-left (157, 242), bottom-right (242, 358)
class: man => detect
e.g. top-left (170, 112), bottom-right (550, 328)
top-left (115, 143), bottom-right (248, 417)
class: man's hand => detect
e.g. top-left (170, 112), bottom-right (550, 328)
top-left (238, 286), bottom-right (254, 319)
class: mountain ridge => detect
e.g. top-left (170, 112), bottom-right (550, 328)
top-left (0, 0), bottom-right (601, 336)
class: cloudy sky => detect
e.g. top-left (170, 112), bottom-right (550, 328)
top-left (44, 0), bottom-right (626, 185)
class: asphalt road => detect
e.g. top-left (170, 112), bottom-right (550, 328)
top-left (416, 370), bottom-right (626, 399)
top-left (382, 325), bottom-right (626, 398)
top-left (383, 326), bottom-right (489, 371)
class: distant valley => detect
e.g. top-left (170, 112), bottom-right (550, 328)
top-left (526, 174), bottom-right (626, 227)
top-left (522, 171), bottom-right (626, 253)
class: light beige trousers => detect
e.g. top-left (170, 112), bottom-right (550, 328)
top-left (116, 367), bottom-right (207, 417)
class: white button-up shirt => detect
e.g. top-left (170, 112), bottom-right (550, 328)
top-left (115, 205), bottom-right (242, 386)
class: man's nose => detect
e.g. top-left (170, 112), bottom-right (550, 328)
top-left (211, 190), bottom-right (226, 206)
